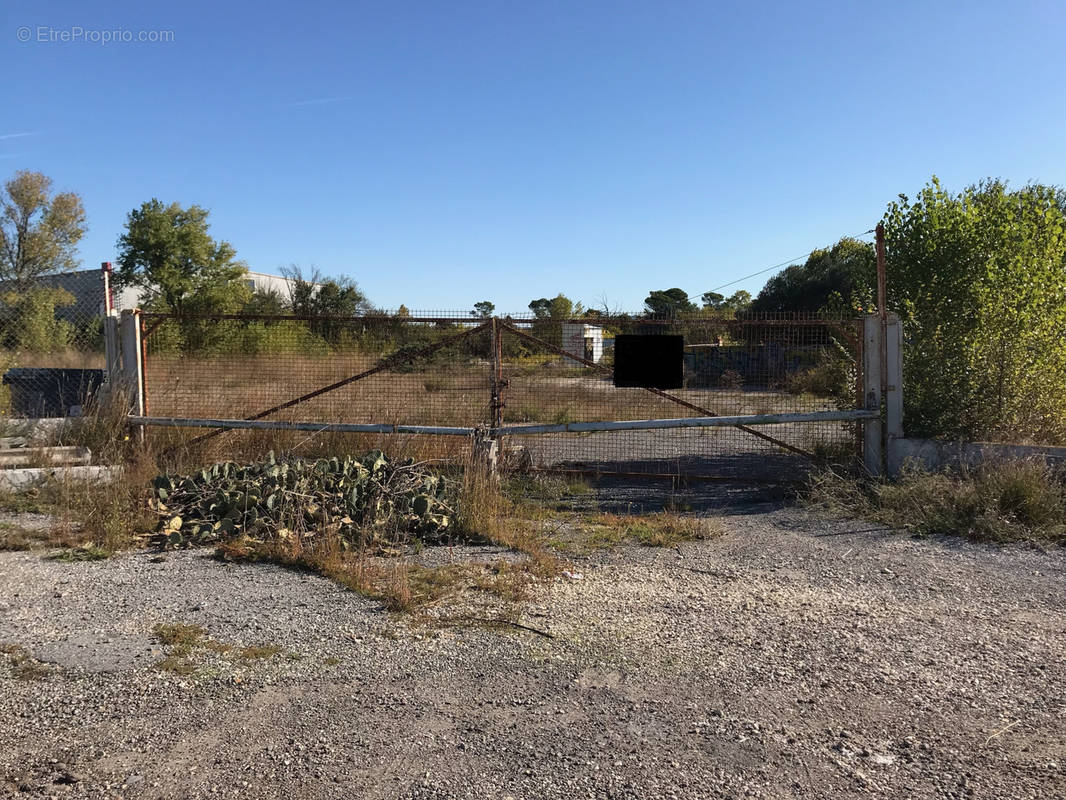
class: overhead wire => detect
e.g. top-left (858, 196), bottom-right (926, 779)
top-left (697, 228), bottom-right (876, 297)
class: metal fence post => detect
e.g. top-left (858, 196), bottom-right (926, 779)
top-left (119, 310), bottom-right (145, 418)
top-left (862, 314), bottom-right (884, 476)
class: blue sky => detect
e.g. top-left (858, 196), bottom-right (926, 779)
top-left (4, 0), bottom-right (1065, 313)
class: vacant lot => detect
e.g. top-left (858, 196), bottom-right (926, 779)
top-left (1, 506), bottom-right (1064, 799)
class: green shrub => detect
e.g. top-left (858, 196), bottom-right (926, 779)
top-left (0, 287), bottom-right (76, 353)
top-left (807, 460), bottom-right (1066, 544)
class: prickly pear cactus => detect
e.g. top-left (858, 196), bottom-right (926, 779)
top-left (150, 450), bottom-right (452, 548)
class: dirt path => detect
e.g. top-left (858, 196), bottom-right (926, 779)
top-left (1, 508), bottom-right (1064, 799)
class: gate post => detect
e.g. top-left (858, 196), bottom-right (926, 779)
top-left (862, 314), bottom-right (883, 476)
top-left (119, 310), bottom-right (146, 418)
top-left (472, 425), bottom-right (499, 482)
top-left (884, 313), bottom-right (904, 475)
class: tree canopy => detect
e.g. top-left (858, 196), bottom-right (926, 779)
top-left (0, 170), bottom-right (87, 289)
top-left (644, 288), bottom-right (696, 317)
top-left (884, 177), bottom-right (1066, 442)
top-left (472, 300), bottom-right (495, 318)
top-left (528, 294), bottom-right (580, 319)
top-left (116, 199), bottom-right (250, 314)
top-left (751, 238), bottom-right (875, 314)
top-left (701, 290), bottom-right (752, 312)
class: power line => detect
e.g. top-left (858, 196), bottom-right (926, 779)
top-left (697, 229), bottom-right (876, 297)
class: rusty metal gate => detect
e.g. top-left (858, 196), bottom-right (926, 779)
top-left (130, 311), bottom-right (875, 482)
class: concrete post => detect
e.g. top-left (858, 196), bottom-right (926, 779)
top-left (103, 316), bottom-right (121, 383)
top-left (119, 310), bottom-right (145, 417)
top-left (472, 425), bottom-right (499, 482)
top-left (862, 314), bottom-right (883, 476)
top-left (884, 314), bottom-right (904, 476)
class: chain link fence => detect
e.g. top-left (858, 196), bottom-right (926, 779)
top-left (139, 310), bottom-right (865, 482)
top-left (0, 269), bottom-right (113, 419)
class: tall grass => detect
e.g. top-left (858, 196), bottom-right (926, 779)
top-left (807, 460), bottom-right (1066, 544)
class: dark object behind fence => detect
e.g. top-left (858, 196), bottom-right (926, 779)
top-left (613, 335), bottom-right (684, 389)
top-left (3, 368), bottom-right (105, 418)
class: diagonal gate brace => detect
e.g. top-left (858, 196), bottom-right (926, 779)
top-left (498, 320), bottom-right (815, 459)
top-left (177, 321), bottom-right (492, 448)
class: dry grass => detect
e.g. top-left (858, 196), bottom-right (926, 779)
top-left (151, 622), bottom-right (283, 675)
top-left (1, 643), bottom-right (50, 681)
top-left (542, 510), bottom-right (722, 553)
top-left (143, 351), bottom-right (840, 436)
top-left (807, 460), bottom-right (1066, 544)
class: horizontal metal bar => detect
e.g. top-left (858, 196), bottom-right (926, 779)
top-left (532, 468), bottom-right (802, 486)
top-left (129, 417), bottom-right (476, 436)
top-left (497, 409), bottom-right (877, 436)
top-left (139, 312), bottom-right (488, 325)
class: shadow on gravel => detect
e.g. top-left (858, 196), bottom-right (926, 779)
top-left (564, 476), bottom-right (793, 516)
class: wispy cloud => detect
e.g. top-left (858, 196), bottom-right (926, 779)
top-left (285, 96), bottom-right (351, 108)
top-left (0, 132), bottom-right (39, 141)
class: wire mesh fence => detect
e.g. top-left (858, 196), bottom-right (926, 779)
top-left (0, 269), bottom-right (114, 419)
top-left (140, 310), bottom-right (865, 481)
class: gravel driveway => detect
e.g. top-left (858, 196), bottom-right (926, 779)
top-left (1, 507), bottom-right (1064, 799)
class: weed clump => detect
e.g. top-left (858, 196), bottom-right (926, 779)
top-left (807, 460), bottom-right (1066, 544)
top-left (1, 643), bottom-right (49, 681)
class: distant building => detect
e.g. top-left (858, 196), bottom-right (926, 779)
top-left (0, 267), bottom-right (307, 320)
top-left (561, 322), bottom-right (604, 364)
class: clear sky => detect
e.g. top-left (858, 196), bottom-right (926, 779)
top-left (4, 0), bottom-right (1065, 313)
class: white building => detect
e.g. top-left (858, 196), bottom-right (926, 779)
top-left (8, 267), bottom-right (310, 317)
top-left (561, 322), bottom-right (604, 364)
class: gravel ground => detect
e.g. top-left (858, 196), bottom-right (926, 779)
top-left (1, 506), bottom-right (1065, 799)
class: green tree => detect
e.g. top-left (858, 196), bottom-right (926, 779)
top-left (528, 294), bottom-right (578, 319)
top-left (722, 290), bottom-right (752, 312)
top-left (751, 238), bottom-right (875, 314)
top-left (0, 170), bottom-right (87, 290)
top-left (701, 290), bottom-right (752, 312)
top-left (242, 287), bottom-right (287, 315)
top-left (472, 300), bottom-right (495, 318)
top-left (116, 199), bottom-right (251, 315)
top-left (644, 288), bottom-right (696, 317)
top-left (283, 266), bottom-right (369, 346)
top-left (884, 177), bottom-right (1066, 443)
top-left (700, 291), bottom-right (724, 309)
top-left (0, 287), bottom-right (75, 352)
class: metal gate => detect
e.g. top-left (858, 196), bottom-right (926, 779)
top-left (129, 311), bottom-right (876, 482)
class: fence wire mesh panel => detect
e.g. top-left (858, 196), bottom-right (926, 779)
top-left (0, 268), bottom-right (114, 418)
top-left (141, 312), bottom-right (493, 463)
top-left (497, 314), bottom-right (863, 482)
top-left (139, 311), bottom-right (864, 482)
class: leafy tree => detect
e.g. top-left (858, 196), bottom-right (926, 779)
top-left (751, 238), bottom-right (875, 314)
top-left (0, 170), bottom-right (87, 290)
top-left (472, 300), bottom-right (495, 318)
top-left (528, 294), bottom-right (579, 319)
top-left (0, 287), bottom-right (75, 352)
top-left (283, 265), bottom-right (370, 345)
top-left (116, 199), bottom-right (250, 315)
top-left (722, 290), bottom-right (752, 312)
top-left (644, 288), bottom-right (696, 317)
top-left (701, 290), bottom-right (752, 312)
top-left (700, 291), bottom-right (724, 309)
top-left (884, 177), bottom-right (1066, 443)
top-left (284, 266), bottom-right (369, 316)
top-left (242, 287), bottom-right (287, 315)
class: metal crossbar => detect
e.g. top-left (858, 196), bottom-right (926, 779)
top-left (130, 408), bottom-right (877, 435)
top-left (497, 320), bottom-right (818, 458)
